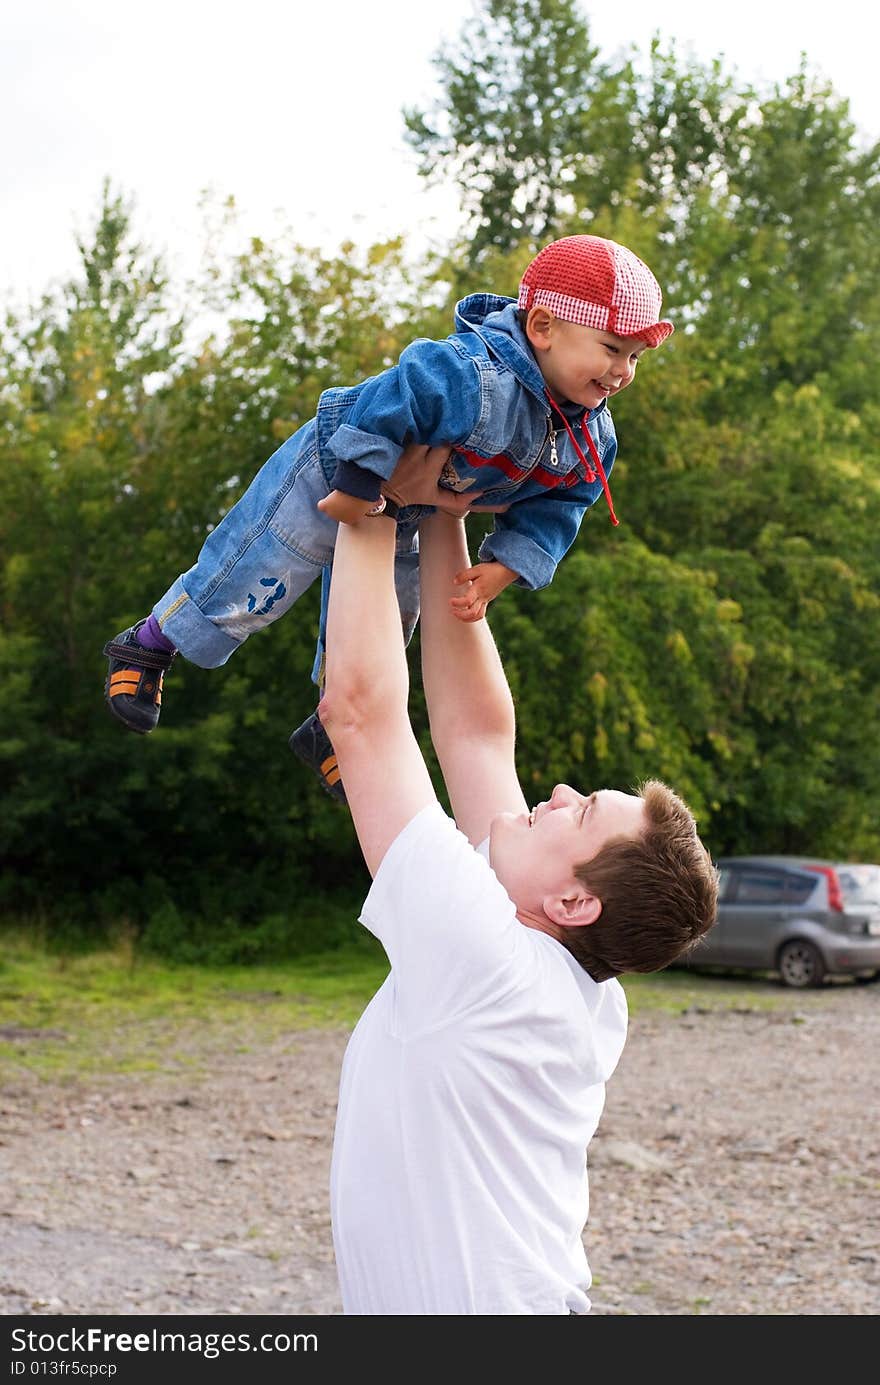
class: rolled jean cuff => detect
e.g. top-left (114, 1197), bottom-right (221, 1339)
top-left (153, 577), bottom-right (242, 669)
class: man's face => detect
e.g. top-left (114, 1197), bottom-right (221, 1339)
top-left (529, 317), bottom-right (649, 411)
top-left (489, 784), bottom-right (647, 919)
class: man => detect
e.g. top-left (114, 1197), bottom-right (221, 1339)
top-left (318, 449), bottom-right (717, 1315)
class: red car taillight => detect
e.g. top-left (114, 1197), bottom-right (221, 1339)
top-left (805, 864), bottom-right (844, 912)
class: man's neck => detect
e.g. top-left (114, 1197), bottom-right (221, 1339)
top-left (516, 909), bottom-right (563, 940)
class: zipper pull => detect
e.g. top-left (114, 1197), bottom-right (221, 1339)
top-left (550, 431), bottom-right (559, 466)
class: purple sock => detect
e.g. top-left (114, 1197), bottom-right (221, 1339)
top-left (136, 613), bottom-right (176, 654)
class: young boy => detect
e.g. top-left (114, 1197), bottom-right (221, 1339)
top-left (103, 235), bottom-right (673, 799)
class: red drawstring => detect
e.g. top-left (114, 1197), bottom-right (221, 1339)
top-left (545, 390), bottom-right (620, 527)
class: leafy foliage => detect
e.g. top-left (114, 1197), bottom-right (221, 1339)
top-left (404, 0), bottom-right (609, 253)
top-left (2, 10), bottom-right (879, 954)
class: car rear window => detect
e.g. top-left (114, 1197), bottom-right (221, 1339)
top-left (837, 865), bottom-right (880, 908)
top-left (783, 874), bottom-right (818, 905)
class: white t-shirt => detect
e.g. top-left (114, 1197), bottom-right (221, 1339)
top-left (330, 801), bottom-right (628, 1316)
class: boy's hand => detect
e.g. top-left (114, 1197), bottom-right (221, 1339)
top-left (318, 489), bottom-right (378, 525)
top-left (450, 561), bottom-right (518, 622)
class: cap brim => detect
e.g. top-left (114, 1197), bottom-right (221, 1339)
top-left (634, 320), bottom-right (674, 348)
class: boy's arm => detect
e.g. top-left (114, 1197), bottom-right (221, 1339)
top-left (476, 485), bottom-right (599, 592)
top-left (418, 512), bottom-right (529, 846)
top-left (447, 471), bottom-right (611, 621)
top-left (323, 339), bottom-right (483, 509)
top-left (318, 516), bottom-right (436, 878)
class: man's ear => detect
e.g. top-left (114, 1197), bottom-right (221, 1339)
top-left (543, 889), bottom-right (602, 930)
top-left (525, 307), bottom-right (554, 353)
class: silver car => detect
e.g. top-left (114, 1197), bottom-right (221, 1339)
top-left (686, 855), bottom-right (880, 988)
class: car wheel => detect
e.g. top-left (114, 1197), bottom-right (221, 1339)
top-left (777, 939), bottom-right (826, 989)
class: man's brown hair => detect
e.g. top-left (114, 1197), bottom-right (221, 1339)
top-left (562, 780), bottom-right (718, 982)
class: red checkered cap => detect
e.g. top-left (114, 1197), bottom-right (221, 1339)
top-left (518, 235), bottom-right (674, 347)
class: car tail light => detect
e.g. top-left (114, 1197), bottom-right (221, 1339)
top-left (805, 864), bottom-right (844, 912)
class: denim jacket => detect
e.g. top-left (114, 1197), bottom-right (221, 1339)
top-left (316, 295), bottom-right (617, 591)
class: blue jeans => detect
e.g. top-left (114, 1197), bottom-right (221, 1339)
top-left (152, 421), bottom-right (421, 684)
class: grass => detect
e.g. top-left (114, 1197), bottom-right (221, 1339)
top-left (621, 965), bottom-right (788, 1016)
top-left (0, 929), bottom-right (390, 1081)
top-left (0, 929), bottom-right (790, 1083)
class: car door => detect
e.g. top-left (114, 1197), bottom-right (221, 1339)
top-left (717, 865), bottom-right (795, 966)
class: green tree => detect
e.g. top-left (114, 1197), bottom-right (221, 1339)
top-left (407, 3), bottom-right (880, 864)
top-left (404, 0), bottom-right (616, 253)
top-left (0, 186), bottom-right (181, 908)
top-left (0, 188), bottom-right (455, 945)
top-left (5, 106), bottom-right (880, 955)
top-left (405, 1), bottom-right (751, 269)
top-left (677, 66), bottom-right (880, 417)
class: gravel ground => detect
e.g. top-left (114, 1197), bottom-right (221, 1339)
top-left (1, 980), bottom-right (877, 1316)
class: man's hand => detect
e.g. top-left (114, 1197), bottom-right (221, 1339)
top-left (384, 443), bottom-right (510, 515)
top-left (317, 489), bottom-right (378, 525)
top-left (450, 561), bottom-right (518, 622)
top-left (383, 444), bottom-right (476, 515)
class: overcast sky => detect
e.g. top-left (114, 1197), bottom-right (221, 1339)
top-left (4, 0), bottom-right (878, 307)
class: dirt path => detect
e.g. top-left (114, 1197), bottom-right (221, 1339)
top-left (2, 983), bottom-right (877, 1315)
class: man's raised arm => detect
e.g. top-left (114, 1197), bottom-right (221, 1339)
top-left (318, 515), bottom-right (435, 877)
top-left (418, 511), bottom-right (529, 845)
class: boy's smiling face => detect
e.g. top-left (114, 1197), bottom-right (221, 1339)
top-left (526, 309), bottom-right (651, 410)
